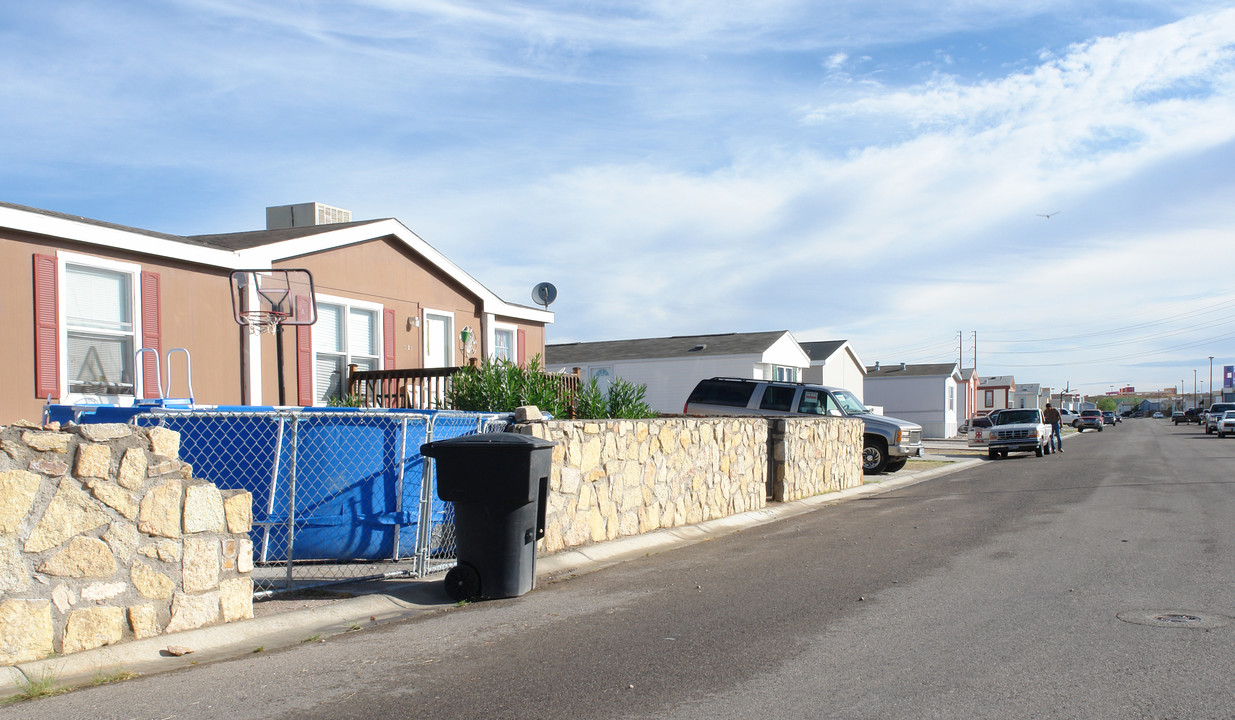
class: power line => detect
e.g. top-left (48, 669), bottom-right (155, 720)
top-left (982, 295), bottom-right (1235, 343)
top-left (993, 329), bottom-right (1235, 368)
top-left (982, 312), bottom-right (1235, 355)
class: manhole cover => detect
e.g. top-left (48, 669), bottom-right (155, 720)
top-left (1155, 613), bottom-right (1201, 624)
top-left (1117, 610), bottom-right (1231, 629)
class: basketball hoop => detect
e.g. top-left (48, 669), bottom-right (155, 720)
top-left (239, 309), bottom-right (287, 336)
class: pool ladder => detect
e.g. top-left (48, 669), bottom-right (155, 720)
top-left (135, 347), bottom-right (195, 407)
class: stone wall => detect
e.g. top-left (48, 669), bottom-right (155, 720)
top-left (0, 421), bottom-right (254, 666)
top-left (517, 415), bottom-right (863, 555)
top-left (519, 418), bottom-right (769, 554)
top-left (772, 417), bottom-right (864, 501)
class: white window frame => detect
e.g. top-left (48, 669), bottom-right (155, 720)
top-left (772, 365), bottom-right (800, 382)
top-left (312, 293), bottom-right (384, 406)
top-left (423, 309), bottom-right (455, 368)
top-left (491, 321), bottom-right (519, 362)
top-left (56, 251), bottom-right (144, 405)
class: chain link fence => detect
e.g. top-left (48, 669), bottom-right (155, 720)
top-left (133, 409), bottom-right (508, 597)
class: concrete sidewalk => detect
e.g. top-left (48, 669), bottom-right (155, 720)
top-left (2, 456), bottom-right (982, 698)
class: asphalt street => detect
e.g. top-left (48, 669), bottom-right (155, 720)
top-left (10, 418), bottom-right (1235, 720)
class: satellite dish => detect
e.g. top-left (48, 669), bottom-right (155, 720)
top-left (532, 282), bottom-right (557, 310)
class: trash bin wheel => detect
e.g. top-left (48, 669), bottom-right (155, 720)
top-left (444, 563), bottom-right (481, 602)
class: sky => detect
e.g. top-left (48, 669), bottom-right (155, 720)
top-left (3, 1), bottom-right (1234, 398)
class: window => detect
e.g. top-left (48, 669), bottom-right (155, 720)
top-left (494, 326), bottom-right (516, 362)
top-left (985, 389), bottom-right (994, 407)
top-left (948, 386), bottom-right (955, 411)
top-left (759, 385), bottom-right (797, 412)
top-left (772, 365), bottom-right (800, 382)
top-left (796, 389), bottom-right (838, 415)
top-left (48, 253), bottom-right (151, 400)
top-left (314, 298), bottom-right (380, 404)
top-left (686, 379), bottom-right (755, 408)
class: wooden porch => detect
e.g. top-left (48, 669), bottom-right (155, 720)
top-left (347, 364), bottom-right (581, 415)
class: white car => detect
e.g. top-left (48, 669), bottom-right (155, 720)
top-left (1218, 410), bottom-right (1235, 438)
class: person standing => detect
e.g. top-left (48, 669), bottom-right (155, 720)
top-left (1044, 403), bottom-right (1063, 453)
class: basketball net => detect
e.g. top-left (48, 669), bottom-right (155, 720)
top-left (241, 310), bottom-right (285, 336)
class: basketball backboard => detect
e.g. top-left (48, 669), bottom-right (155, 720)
top-left (229, 269), bottom-right (317, 328)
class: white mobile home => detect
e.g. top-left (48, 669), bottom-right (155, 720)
top-left (545, 331), bottom-right (810, 413)
top-left (799, 340), bottom-right (867, 402)
top-left (864, 362), bottom-right (963, 439)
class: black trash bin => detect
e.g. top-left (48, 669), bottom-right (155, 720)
top-left (421, 432), bottom-right (557, 602)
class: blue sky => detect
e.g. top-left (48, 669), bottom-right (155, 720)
top-left (4, 1), bottom-right (1235, 397)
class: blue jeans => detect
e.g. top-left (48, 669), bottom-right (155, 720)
top-left (1050, 422), bottom-right (1063, 451)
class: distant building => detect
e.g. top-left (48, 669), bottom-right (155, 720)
top-left (977, 375), bottom-right (1015, 416)
top-left (1011, 382), bottom-right (1050, 410)
top-left (864, 362), bottom-right (962, 439)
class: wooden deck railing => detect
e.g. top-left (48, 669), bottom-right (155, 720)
top-left (346, 365), bottom-right (582, 415)
top-left (346, 366), bottom-right (460, 410)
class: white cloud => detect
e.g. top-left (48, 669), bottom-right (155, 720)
top-left (2, 1), bottom-right (1234, 391)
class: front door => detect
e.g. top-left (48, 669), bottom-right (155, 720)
top-left (424, 312), bottom-right (453, 368)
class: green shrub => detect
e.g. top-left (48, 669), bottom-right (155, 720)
top-left (446, 356), bottom-right (656, 419)
top-left (575, 378), bottom-right (608, 420)
top-left (602, 377), bottom-right (656, 419)
top-left (447, 356), bottom-right (571, 417)
top-left (326, 392), bottom-right (366, 407)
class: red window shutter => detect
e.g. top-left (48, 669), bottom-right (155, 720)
top-left (140, 272), bottom-right (162, 399)
top-left (296, 296), bottom-right (314, 405)
top-left (383, 308), bottom-right (396, 369)
top-left (517, 329), bottom-right (527, 366)
top-left (32, 254), bottom-right (59, 399)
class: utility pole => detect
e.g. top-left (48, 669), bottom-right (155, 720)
top-left (958, 331), bottom-right (963, 370)
top-left (1209, 356), bottom-right (1215, 406)
top-left (971, 331), bottom-right (977, 371)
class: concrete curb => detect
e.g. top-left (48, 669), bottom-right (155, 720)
top-left (2, 456), bottom-right (984, 697)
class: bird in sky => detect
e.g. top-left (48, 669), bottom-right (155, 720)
top-left (1036, 210), bottom-right (1061, 219)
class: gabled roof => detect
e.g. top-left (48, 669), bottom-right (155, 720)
top-left (0, 200), bottom-right (551, 324)
top-left (189, 220), bottom-right (385, 251)
top-left (979, 375), bottom-right (1015, 387)
top-left (866, 362), bottom-right (961, 379)
top-left (799, 340), bottom-right (846, 361)
top-left (547, 331), bottom-right (793, 364)
top-left (800, 339), bottom-right (867, 376)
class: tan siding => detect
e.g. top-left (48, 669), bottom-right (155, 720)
top-left (2, 230), bottom-right (548, 419)
top-left (1, 232), bottom-right (242, 422)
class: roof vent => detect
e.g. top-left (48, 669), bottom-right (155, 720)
top-left (689, 344), bottom-right (707, 352)
top-left (266, 202), bottom-right (352, 230)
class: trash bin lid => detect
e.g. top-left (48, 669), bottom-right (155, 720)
top-left (421, 431), bottom-right (556, 456)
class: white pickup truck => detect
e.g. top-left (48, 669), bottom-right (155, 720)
top-left (968, 408), bottom-right (1051, 459)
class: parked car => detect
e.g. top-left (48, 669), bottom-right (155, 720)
top-left (974, 408), bottom-right (1051, 459)
top-left (1174, 409), bottom-right (1203, 425)
top-left (1218, 410), bottom-right (1235, 438)
top-left (1204, 403), bottom-right (1235, 434)
top-left (1059, 408), bottom-right (1080, 427)
top-left (1101, 411), bottom-right (1117, 426)
top-left (1152, 411), bottom-right (1164, 418)
top-left (1076, 409), bottom-right (1104, 432)
top-left (683, 377), bottom-right (923, 475)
